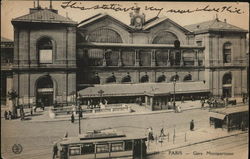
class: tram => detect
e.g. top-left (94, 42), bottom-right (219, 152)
top-left (57, 129), bottom-right (147, 159)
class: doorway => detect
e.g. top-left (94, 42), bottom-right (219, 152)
top-left (36, 75), bottom-right (54, 106)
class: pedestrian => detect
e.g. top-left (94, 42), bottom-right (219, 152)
top-left (30, 107), bottom-right (33, 116)
top-left (190, 120), bottom-right (194, 131)
top-left (4, 111), bottom-right (8, 120)
top-left (71, 113), bottom-right (75, 123)
top-left (241, 121), bottom-right (245, 131)
top-left (201, 100), bottom-right (205, 109)
top-left (160, 128), bottom-right (166, 137)
top-left (64, 132), bottom-right (68, 138)
top-left (52, 143), bottom-right (58, 159)
top-left (8, 111), bottom-right (12, 120)
top-left (181, 96), bottom-right (184, 103)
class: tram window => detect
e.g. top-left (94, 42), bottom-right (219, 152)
top-left (111, 143), bottom-right (123, 152)
top-left (125, 140), bottom-right (133, 151)
top-left (69, 146), bottom-right (81, 156)
top-left (82, 143), bottom-right (94, 154)
top-left (96, 144), bottom-right (109, 153)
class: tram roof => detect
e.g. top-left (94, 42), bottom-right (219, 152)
top-left (59, 134), bottom-right (147, 145)
top-left (59, 129), bottom-right (147, 145)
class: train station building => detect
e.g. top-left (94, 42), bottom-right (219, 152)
top-left (1, 4), bottom-right (248, 108)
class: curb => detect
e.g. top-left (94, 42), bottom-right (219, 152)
top-left (27, 107), bottom-right (204, 123)
top-left (147, 131), bottom-right (247, 156)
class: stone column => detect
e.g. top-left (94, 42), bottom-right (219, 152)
top-left (167, 50), bottom-right (171, 67)
top-left (102, 49), bottom-right (107, 66)
top-left (150, 97), bottom-right (153, 111)
top-left (180, 50), bottom-right (184, 66)
top-left (118, 49), bottom-right (122, 67)
top-left (194, 50), bottom-right (199, 66)
top-left (135, 49), bottom-right (140, 67)
top-left (151, 49), bottom-right (156, 67)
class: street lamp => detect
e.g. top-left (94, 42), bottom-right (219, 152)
top-left (76, 92), bottom-right (82, 134)
top-left (173, 77), bottom-right (176, 111)
top-left (98, 89), bottom-right (104, 104)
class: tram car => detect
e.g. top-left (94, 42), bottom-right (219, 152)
top-left (57, 129), bottom-right (147, 159)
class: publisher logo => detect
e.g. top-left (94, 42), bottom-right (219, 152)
top-left (12, 144), bottom-right (23, 154)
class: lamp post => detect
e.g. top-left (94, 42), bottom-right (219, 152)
top-left (76, 92), bottom-right (82, 134)
top-left (98, 89), bottom-right (104, 104)
top-left (173, 78), bottom-right (176, 111)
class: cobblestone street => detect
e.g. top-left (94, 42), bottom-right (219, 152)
top-left (2, 108), bottom-right (210, 159)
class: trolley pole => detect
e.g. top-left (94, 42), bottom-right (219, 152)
top-left (77, 93), bottom-right (81, 134)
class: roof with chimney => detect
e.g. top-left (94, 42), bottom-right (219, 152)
top-left (184, 18), bottom-right (248, 34)
top-left (12, 8), bottom-right (77, 25)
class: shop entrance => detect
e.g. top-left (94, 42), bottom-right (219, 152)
top-left (222, 73), bottom-right (232, 97)
top-left (36, 75), bottom-right (54, 106)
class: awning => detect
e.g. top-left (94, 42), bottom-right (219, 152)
top-left (78, 81), bottom-right (210, 98)
top-left (209, 112), bottom-right (226, 120)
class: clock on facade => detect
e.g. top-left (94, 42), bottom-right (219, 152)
top-left (135, 17), bottom-right (142, 23)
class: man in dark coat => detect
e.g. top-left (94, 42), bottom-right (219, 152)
top-left (71, 113), bottom-right (75, 123)
top-left (190, 120), bottom-right (194, 131)
top-left (4, 111), bottom-right (8, 120)
top-left (52, 143), bottom-right (58, 159)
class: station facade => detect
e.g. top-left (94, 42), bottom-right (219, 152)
top-left (2, 5), bottom-right (248, 107)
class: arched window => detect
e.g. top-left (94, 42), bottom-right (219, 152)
top-left (223, 73), bottom-right (232, 85)
top-left (140, 75), bottom-right (149, 83)
top-left (122, 75), bottom-right (131, 83)
top-left (106, 75), bottom-right (116, 83)
top-left (37, 75), bottom-right (53, 88)
top-left (37, 37), bottom-right (53, 64)
top-left (152, 31), bottom-right (178, 44)
top-left (157, 75), bottom-right (166, 82)
top-left (88, 28), bottom-right (123, 43)
top-left (183, 74), bottom-right (192, 81)
top-left (223, 42), bottom-right (232, 63)
top-left (170, 74), bottom-right (179, 82)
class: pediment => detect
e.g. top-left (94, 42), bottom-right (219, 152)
top-left (143, 17), bottom-right (192, 34)
top-left (78, 13), bottom-right (133, 31)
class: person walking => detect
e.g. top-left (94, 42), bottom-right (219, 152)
top-left (4, 111), bottom-right (8, 120)
top-left (71, 113), bottom-right (75, 123)
top-left (190, 120), bottom-right (194, 131)
top-left (8, 111), bottom-right (12, 120)
top-left (52, 143), bottom-right (58, 159)
top-left (160, 128), bottom-right (166, 137)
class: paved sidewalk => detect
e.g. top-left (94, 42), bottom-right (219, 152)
top-left (146, 126), bottom-right (248, 155)
top-left (1, 99), bottom-right (247, 122)
top-left (25, 101), bottom-right (205, 122)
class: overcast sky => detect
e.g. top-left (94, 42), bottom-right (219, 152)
top-left (1, 1), bottom-right (249, 40)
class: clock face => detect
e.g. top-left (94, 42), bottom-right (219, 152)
top-left (135, 17), bottom-right (142, 23)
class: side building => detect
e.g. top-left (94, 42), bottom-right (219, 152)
top-left (11, 7), bottom-right (78, 106)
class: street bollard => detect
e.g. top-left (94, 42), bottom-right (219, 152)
top-left (167, 133), bottom-right (169, 142)
top-left (185, 133), bottom-right (187, 142)
top-left (173, 134), bottom-right (175, 144)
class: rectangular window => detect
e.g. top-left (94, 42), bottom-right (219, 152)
top-left (39, 49), bottom-right (52, 63)
top-left (196, 41), bottom-right (202, 46)
top-left (111, 143), bottom-right (123, 152)
top-left (125, 140), bottom-right (133, 151)
top-left (82, 143), bottom-right (95, 154)
top-left (69, 146), bottom-right (81, 156)
top-left (96, 144), bottom-right (109, 153)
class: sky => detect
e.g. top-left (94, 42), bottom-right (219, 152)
top-left (1, 1), bottom-right (249, 40)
